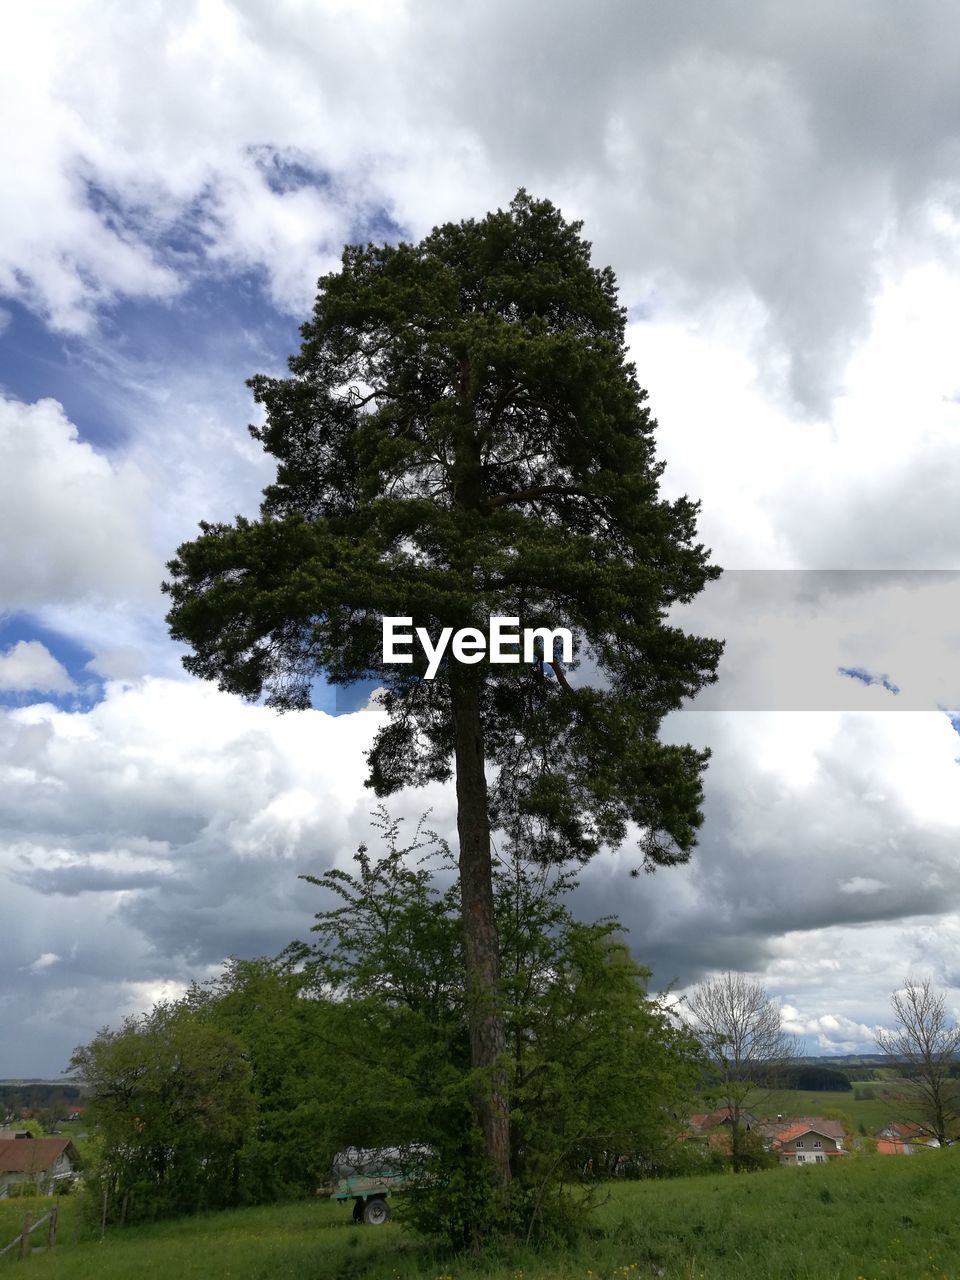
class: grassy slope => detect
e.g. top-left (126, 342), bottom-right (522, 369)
top-left (733, 1081), bottom-right (919, 1136)
top-left (3, 1149), bottom-right (959, 1280)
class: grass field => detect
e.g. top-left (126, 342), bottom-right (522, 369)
top-left (752, 1081), bottom-right (918, 1136)
top-left (2, 1148), bottom-right (959, 1280)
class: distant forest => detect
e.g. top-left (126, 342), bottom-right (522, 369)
top-left (779, 1065), bottom-right (853, 1092)
top-left (775, 1062), bottom-right (960, 1090)
top-left (0, 1082), bottom-right (82, 1128)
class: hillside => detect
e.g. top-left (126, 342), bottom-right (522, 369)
top-left (3, 1147), bottom-right (958, 1279)
top-left (752, 1081), bottom-right (919, 1136)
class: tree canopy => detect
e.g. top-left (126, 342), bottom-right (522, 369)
top-left (164, 189), bottom-right (721, 866)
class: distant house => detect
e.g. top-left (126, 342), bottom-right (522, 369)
top-left (773, 1123), bottom-right (846, 1166)
top-left (759, 1116), bottom-right (844, 1142)
top-left (0, 1138), bottom-right (80, 1197)
top-left (877, 1122), bottom-right (924, 1142)
top-left (689, 1108), bottom-right (758, 1133)
top-left (876, 1138), bottom-right (917, 1155)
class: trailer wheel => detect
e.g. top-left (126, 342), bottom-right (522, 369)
top-left (352, 1198), bottom-right (364, 1224)
top-left (362, 1196), bottom-right (390, 1226)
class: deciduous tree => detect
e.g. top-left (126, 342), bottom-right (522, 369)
top-left (295, 811), bottom-right (703, 1244)
top-left (70, 1003), bottom-right (254, 1222)
top-left (877, 975), bottom-right (960, 1145)
top-left (686, 971), bottom-right (793, 1169)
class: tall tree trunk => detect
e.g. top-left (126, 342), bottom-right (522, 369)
top-left (450, 666), bottom-right (511, 1189)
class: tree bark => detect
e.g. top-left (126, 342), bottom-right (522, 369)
top-left (450, 666), bottom-right (511, 1189)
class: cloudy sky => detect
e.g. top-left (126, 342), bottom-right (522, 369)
top-left (2, 0), bottom-right (960, 1076)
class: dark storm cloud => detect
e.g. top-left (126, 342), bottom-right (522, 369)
top-left (12, 863), bottom-right (174, 896)
top-left (571, 708), bottom-right (960, 991)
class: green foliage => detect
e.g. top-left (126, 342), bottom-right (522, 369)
top-left (161, 185), bottom-right (723, 1226)
top-left (297, 810), bottom-right (465, 1024)
top-left (292, 812), bottom-right (703, 1245)
top-left (69, 812), bottom-right (704, 1242)
top-left (5, 1181), bottom-right (42, 1198)
top-left (188, 960), bottom-right (363, 1202)
top-left (508, 927), bottom-right (700, 1188)
top-left (722, 1127), bottom-right (779, 1173)
top-left (0, 1083), bottom-right (81, 1124)
top-left (69, 1003), bottom-right (255, 1223)
top-left (163, 188), bottom-right (722, 870)
top-left (2, 1117), bottom-right (44, 1138)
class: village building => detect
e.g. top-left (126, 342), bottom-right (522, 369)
top-left (0, 1137), bottom-right (80, 1197)
top-left (770, 1122), bottom-right (846, 1166)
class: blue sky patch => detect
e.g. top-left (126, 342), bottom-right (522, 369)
top-left (0, 300), bottom-right (119, 447)
top-left (0, 613), bottom-right (104, 710)
top-left (249, 147), bottom-right (334, 197)
top-left (837, 666), bottom-right (900, 695)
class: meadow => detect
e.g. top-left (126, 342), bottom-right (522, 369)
top-left (751, 1080), bottom-right (916, 1136)
top-left (2, 1146), bottom-right (959, 1280)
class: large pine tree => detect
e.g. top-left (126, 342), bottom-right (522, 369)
top-left (164, 190), bottom-right (722, 1191)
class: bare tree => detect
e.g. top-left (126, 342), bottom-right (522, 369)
top-left (686, 972), bottom-right (794, 1169)
top-left (876, 976), bottom-right (960, 1145)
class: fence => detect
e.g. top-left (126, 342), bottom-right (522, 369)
top-left (0, 1204), bottom-right (58, 1262)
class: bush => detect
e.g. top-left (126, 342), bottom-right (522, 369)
top-left (6, 1182), bottom-right (42, 1199)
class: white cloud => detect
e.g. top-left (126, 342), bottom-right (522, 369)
top-left (839, 877), bottom-right (887, 897)
top-left (0, 7), bottom-right (178, 332)
top-left (0, 674), bottom-right (462, 1071)
top-left (780, 1007), bottom-right (882, 1054)
top-left (84, 647), bottom-right (151, 682)
top-left (0, 641), bottom-right (75, 693)
top-left (4, 1), bottom-right (960, 1072)
top-left (5, 2), bottom-right (960, 409)
top-left (1, 663), bottom-right (958, 1067)
top-left (573, 707), bottom-right (960, 1048)
top-left (0, 396), bottom-right (157, 609)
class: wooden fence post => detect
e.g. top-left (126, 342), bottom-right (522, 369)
top-left (47, 1202), bottom-right (58, 1249)
top-left (19, 1211), bottom-right (32, 1260)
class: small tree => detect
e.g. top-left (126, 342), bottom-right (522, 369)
top-left (876, 976), bottom-right (960, 1145)
top-left (194, 958), bottom-right (374, 1203)
top-left (294, 811), bottom-right (702, 1244)
top-left (685, 971), bottom-right (793, 1170)
top-left (70, 1003), bottom-right (254, 1223)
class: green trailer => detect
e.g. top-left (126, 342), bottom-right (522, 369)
top-left (327, 1146), bottom-right (427, 1225)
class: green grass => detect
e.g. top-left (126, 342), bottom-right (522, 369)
top-left (4, 1149), bottom-right (960, 1280)
top-left (754, 1081), bottom-right (918, 1136)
